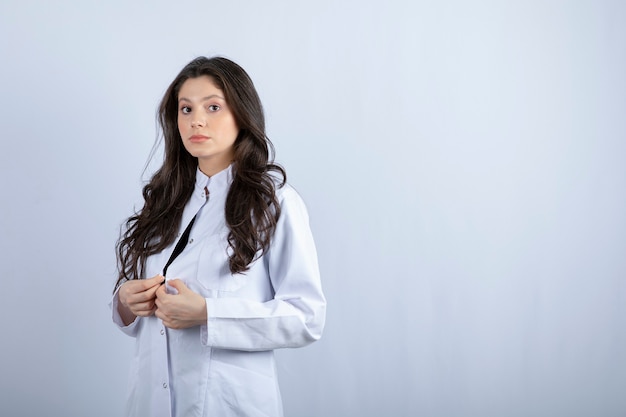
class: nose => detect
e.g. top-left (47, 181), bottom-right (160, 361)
top-left (191, 115), bottom-right (206, 128)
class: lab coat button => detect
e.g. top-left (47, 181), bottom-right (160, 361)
top-left (160, 329), bottom-right (165, 335)
top-left (189, 238), bottom-right (194, 244)
top-left (163, 383), bottom-right (168, 389)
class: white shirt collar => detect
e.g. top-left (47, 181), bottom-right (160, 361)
top-left (194, 164), bottom-right (234, 198)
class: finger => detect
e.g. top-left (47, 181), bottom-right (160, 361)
top-left (133, 275), bottom-right (164, 291)
top-left (155, 283), bottom-right (169, 299)
top-left (142, 275), bottom-right (165, 290)
top-left (154, 292), bottom-right (169, 312)
top-left (167, 279), bottom-right (188, 293)
top-left (131, 300), bottom-right (155, 311)
top-left (155, 308), bottom-right (167, 322)
top-left (126, 289), bottom-right (157, 305)
top-left (130, 302), bottom-right (155, 316)
top-left (145, 282), bottom-right (162, 297)
top-left (129, 280), bottom-right (164, 302)
top-left (150, 274), bottom-right (165, 281)
top-left (122, 279), bottom-right (158, 296)
top-left (135, 308), bottom-right (156, 317)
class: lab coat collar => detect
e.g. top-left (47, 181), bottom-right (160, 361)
top-left (195, 164), bottom-right (234, 197)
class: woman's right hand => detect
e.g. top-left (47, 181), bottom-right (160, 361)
top-left (117, 275), bottom-right (165, 325)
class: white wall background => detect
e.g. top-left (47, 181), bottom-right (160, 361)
top-left (1, 1), bottom-right (625, 416)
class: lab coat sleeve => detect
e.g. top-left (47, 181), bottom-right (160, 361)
top-left (109, 285), bottom-right (141, 337)
top-left (201, 187), bottom-right (326, 351)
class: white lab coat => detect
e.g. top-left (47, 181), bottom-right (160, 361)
top-left (111, 166), bottom-right (326, 417)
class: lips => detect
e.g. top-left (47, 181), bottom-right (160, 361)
top-left (189, 135), bottom-right (210, 143)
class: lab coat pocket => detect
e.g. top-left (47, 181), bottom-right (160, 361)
top-left (196, 233), bottom-right (246, 293)
top-left (208, 350), bottom-right (281, 416)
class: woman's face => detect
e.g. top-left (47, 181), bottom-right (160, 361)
top-left (177, 75), bottom-right (239, 176)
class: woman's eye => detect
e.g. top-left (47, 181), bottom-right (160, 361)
top-left (208, 105), bottom-right (220, 112)
top-left (181, 106), bottom-right (191, 114)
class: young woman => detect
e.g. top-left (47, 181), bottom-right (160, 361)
top-left (112, 56), bottom-right (326, 417)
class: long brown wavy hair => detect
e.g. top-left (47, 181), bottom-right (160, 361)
top-left (115, 56), bottom-right (285, 291)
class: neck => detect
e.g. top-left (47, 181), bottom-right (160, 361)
top-left (198, 159), bottom-right (232, 177)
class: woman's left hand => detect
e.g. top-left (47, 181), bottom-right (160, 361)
top-left (155, 279), bottom-right (207, 329)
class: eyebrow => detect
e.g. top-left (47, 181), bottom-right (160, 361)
top-left (178, 95), bottom-right (225, 103)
